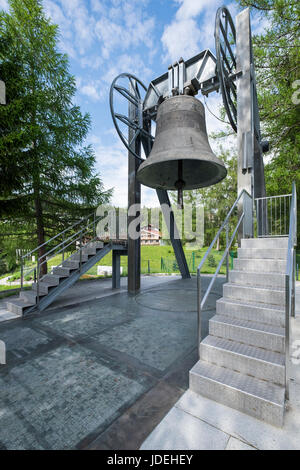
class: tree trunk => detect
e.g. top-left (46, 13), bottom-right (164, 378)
top-left (216, 236), bottom-right (220, 251)
top-left (34, 195), bottom-right (47, 277)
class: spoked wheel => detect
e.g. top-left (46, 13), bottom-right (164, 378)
top-left (109, 73), bottom-right (154, 160)
top-left (215, 6), bottom-right (237, 133)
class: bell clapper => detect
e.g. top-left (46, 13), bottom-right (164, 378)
top-left (175, 160), bottom-right (185, 210)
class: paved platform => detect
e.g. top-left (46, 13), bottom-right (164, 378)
top-left (141, 282), bottom-right (300, 451)
top-left (0, 275), bottom-right (224, 450)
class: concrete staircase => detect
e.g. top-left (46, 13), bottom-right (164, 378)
top-left (6, 241), bottom-right (109, 316)
top-left (190, 237), bottom-right (288, 427)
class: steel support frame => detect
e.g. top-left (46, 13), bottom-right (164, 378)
top-left (127, 79), bottom-right (141, 295)
top-left (236, 8), bottom-right (266, 242)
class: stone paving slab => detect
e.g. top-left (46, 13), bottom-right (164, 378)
top-left (0, 309), bottom-right (19, 323)
top-left (225, 437), bottom-right (256, 450)
top-left (141, 406), bottom-right (230, 450)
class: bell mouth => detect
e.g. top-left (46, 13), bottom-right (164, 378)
top-left (137, 157), bottom-right (227, 190)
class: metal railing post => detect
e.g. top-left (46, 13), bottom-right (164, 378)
top-left (226, 222), bottom-right (229, 281)
top-left (62, 234), bottom-right (65, 262)
top-left (36, 261), bottom-right (40, 309)
top-left (197, 268), bottom-right (201, 359)
top-left (79, 231), bottom-right (82, 272)
top-left (292, 248), bottom-right (296, 318)
top-left (20, 258), bottom-right (24, 291)
top-left (285, 273), bottom-right (290, 401)
top-left (116, 209), bottom-right (119, 241)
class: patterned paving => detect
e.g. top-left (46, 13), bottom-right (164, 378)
top-left (0, 276), bottom-right (224, 449)
top-left (0, 344), bottom-right (148, 449)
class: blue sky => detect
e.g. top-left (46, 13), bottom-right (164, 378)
top-left (1, 0), bottom-right (268, 206)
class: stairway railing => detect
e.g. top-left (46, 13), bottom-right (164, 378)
top-left (285, 181), bottom-right (297, 401)
top-left (255, 193), bottom-right (292, 237)
top-left (197, 189), bottom-right (253, 356)
top-left (20, 212), bottom-right (96, 291)
top-left (20, 210), bottom-right (125, 305)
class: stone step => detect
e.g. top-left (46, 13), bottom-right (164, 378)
top-left (52, 266), bottom-right (72, 277)
top-left (238, 248), bottom-right (287, 260)
top-left (241, 237), bottom-right (288, 249)
top-left (200, 335), bottom-right (285, 385)
top-left (62, 259), bottom-right (80, 269)
top-left (189, 360), bottom-right (285, 427)
top-left (233, 258), bottom-right (286, 273)
top-left (209, 315), bottom-right (285, 353)
top-left (40, 274), bottom-right (61, 286)
top-left (229, 270), bottom-right (285, 289)
top-left (6, 299), bottom-right (35, 316)
top-left (19, 290), bottom-right (46, 304)
top-left (70, 253), bottom-right (89, 262)
top-left (94, 241), bottom-right (104, 249)
top-left (32, 281), bottom-right (52, 294)
top-left (216, 297), bottom-right (285, 327)
top-left (82, 246), bottom-right (97, 255)
top-left (223, 283), bottom-right (285, 307)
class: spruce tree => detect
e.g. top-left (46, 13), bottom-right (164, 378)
top-left (0, 0), bottom-right (111, 274)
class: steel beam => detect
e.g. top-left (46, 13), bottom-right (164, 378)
top-left (156, 189), bottom-right (190, 279)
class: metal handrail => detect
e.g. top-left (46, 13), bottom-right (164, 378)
top-left (198, 189), bottom-right (251, 272)
top-left (197, 189), bottom-right (253, 356)
top-left (284, 181), bottom-right (297, 401)
top-left (255, 194), bottom-right (292, 201)
top-left (21, 211), bottom-right (95, 261)
top-left (38, 216), bottom-right (100, 264)
top-left (20, 211), bottom-right (98, 290)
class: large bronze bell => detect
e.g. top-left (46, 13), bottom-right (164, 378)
top-left (137, 95), bottom-right (227, 206)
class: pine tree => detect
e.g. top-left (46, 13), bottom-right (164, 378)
top-left (0, 0), bottom-right (111, 274)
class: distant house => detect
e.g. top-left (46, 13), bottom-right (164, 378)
top-left (141, 225), bottom-right (161, 246)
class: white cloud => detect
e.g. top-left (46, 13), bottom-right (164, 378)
top-left (161, 0), bottom-right (221, 63)
top-left (80, 83), bottom-right (102, 101)
top-left (0, 0), bottom-right (8, 11)
top-left (93, 137), bottom-right (129, 207)
top-left (94, 2), bottom-right (155, 60)
top-left (44, 0), bottom-right (96, 57)
top-left (103, 53), bottom-right (152, 85)
top-left (92, 131), bottom-right (162, 208)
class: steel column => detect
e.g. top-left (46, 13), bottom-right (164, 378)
top-left (127, 79), bottom-right (141, 294)
top-left (236, 8), bottom-right (266, 241)
top-left (112, 250), bottom-right (121, 289)
top-left (156, 189), bottom-right (190, 279)
top-left (236, 8), bottom-right (253, 244)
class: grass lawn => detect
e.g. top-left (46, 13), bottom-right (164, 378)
top-left (2, 245), bottom-right (298, 285)
top-left (85, 245), bottom-right (228, 276)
